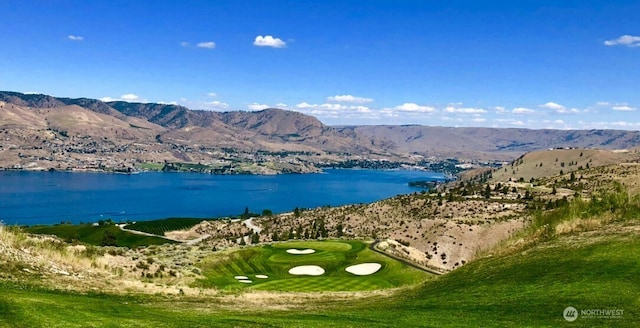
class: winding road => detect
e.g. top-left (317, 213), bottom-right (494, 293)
top-left (118, 224), bottom-right (209, 245)
top-left (242, 217), bottom-right (262, 234)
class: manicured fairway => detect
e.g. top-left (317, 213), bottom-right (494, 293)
top-left (194, 240), bottom-right (430, 292)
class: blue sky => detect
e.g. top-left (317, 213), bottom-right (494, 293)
top-left (1, 1), bottom-right (639, 129)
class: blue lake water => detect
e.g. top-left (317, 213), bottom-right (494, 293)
top-left (0, 169), bottom-right (445, 226)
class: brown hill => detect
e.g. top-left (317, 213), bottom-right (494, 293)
top-left (351, 125), bottom-right (640, 160)
top-left (489, 148), bottom-right (631, 182)
top-left (218, 108), bottom-right (327, 136)
top-left (2, 91), bottom-right (640, 165)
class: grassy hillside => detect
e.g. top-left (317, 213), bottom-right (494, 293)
top-left (490, 148), bottom-right (628, 182)
top-left (1, 224), bottom-right (637, 327)
top-left (24, 224), bottom-right (174, 248)
top-left (126, 218), bottom-right (206, 236)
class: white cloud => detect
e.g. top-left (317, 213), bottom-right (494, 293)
top-left (563, 108), bottom-right (581, 114)
top-left (579, 120), bottom-right (640, 130)
top-left (204, 100), bottom-right (229, 109)
top-left (596, 101), bottom-right (610, 106)
top-left (100, 94), bottom-right (141, 102)
top-left (512, 107), bottom-right (536, 114)
top-left (472, 118), bottom-right (487, 123)
top-left (393, 103), bottom-right (435, 113)
top-left (295, 102), bottom-right (315, 109)
top-left (157, 101), bottom-right (178, 105)
top-left (293, 102), bottom-right (374, 120)
top-left (327, 94), bottom-right (373, 104)
top-left (180, 41), bottom-right (190, 47)
top-left (275, 102), bottom-right (288, 108)
top-left (351, 106), bottom-right (372, 113)
top-left (121, 94), bottom-right (139, 101)
top-left (612, 105), bottom-right (637, 111)
top-left (444, 106), bottom-right (487, 114)
top-left (248, 103), bottom-right (269, 111)
top-left (494, 106), bottom-right (507, 113)
top-left (207, 92), bottom-right (217, 97)
top-left (196, 41), bottom-right (216, 49)
top-left (68, 35), bottom-right (84, 41)
top-left (540, 102), bottom-right (565, 111)
top-left (253, 35), bottom-right (286, 48)
top-left (604, 35), bottom-right (640, 47)
top-left (380, 109), bottom-right (398, 117)
top-left (539, 101), bottom-right (581, 114)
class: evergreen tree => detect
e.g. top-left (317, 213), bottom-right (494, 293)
top-left (251, 232), bottom-right (260, 244)
top-left (484, 184), bottom-right (492, 199)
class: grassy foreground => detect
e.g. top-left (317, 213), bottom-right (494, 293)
top-left (195, 240), bottom-right (428, 292)
top-left (1, 228), bottom-right (638, 327)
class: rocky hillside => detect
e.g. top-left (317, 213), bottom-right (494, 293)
top-left (2, 91), bottom-right (640, 171)
top-left (350, 125), bottom-right (640, 160)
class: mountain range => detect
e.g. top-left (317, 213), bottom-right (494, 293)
top-left (1, 90), bottom-right (640, 172)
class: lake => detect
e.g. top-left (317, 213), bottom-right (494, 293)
top-left (0, 169), bottom-right (445, 226)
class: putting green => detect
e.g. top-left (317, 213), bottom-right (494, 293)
top-left (194, 240), bottom-right (431, 292)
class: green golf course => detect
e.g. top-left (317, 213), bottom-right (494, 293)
top-left (194, 240), bottom-right (431, 292)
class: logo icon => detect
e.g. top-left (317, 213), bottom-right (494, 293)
top-left (563, 306), bottom-right (578, 322)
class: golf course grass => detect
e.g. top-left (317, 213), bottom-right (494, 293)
top-left (1, 229), bottom-right (637, 327)
top-left (193, 240), bottom-right (430, 292)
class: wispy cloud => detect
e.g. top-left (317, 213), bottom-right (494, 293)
top-left (121, 94), bottom-right (139, 101)
top-left (612, 104), bottom-right (637, 111)
top-left (68, 35), bottom-right (84, 41)
top-left (100, 93), bottom-right (141, 102)
top-left (539, 102), bottom-right (581, 114)
top-left (196, 41), bottom-right (216, 49)
top-left (204, 100), bottom-right (229, 110)
top-left (604, 35), bottom-right (640, 47)
top-left (248, 103), bottom-right (269, 110)
top-left (444, 106), bottom-right (487, 114)
top-left (327, 94), bottom-right (373, 104)
top-left (540, 102), bottom-right (565, 111)
top-left (512, 107), bottom-right (536, 114)
top-left (392, 103), bottom-right (435, 113)
top-left (253, 35), bottom-right (286, 48)
top-left (180, 41), bottom-right (190, 47)
top-left (207, 92), bottom-right (217, 97)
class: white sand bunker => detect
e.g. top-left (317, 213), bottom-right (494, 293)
top-left (286, 248), bottom-right (316, 255)
top-left (234, 275), bottom-right (249, 280)
top-left (238, 279), bottom-right (252, 283)
top-left (288, 265), bottom-right (325, 276)
top-left (255, 274), bottom-right (269, 279)
top-left (345, 263), bottom-right (382, 276)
